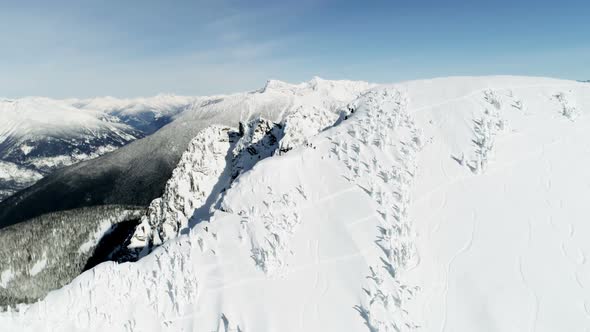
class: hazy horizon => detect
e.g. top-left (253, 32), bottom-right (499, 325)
top-left (1, 0), bottom-right (588, 98)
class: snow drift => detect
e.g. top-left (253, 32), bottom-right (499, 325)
top-left (1, 76), bottom-right (590, 331)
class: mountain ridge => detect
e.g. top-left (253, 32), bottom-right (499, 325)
top-left (0, 78), bottom-right (373, 228)
top-left (1, 76), bottom-right (589, 331)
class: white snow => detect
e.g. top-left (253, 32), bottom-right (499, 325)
top-left (1, 76), bottom-right (590, 331)
top-left (0, 97), bottom-right (119, 138)
top-left (25, 145), bottom-right (118, 170)
top-left (28, 255), bottom-right (47, 277)
top-left (0, 162), bottom-right (42, 183)
top-left (78, 221), bottom-right (115, 255)
top-left (19, 144), bottom-right (34, 156)
top-left (0, 270), bottom-right (14, 288)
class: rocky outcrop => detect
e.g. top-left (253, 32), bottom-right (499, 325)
top-left (128, 126), bottom-right (238, 253)
top-left (128, 117), bottom-right (286, 257)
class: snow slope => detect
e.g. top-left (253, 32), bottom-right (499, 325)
top-left (2, 76), bottom-right (590, 331)
top-left (0, 95), bottom-right (196, 200)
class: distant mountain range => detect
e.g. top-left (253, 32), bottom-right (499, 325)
top-left (0, 95), bottom-right (197, 200)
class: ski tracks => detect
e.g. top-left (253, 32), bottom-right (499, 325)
top-left (439, 210), bottom-right (477, 332)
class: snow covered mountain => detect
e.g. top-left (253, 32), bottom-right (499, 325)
top-left (0, 77), bottom-right (373, 228)
top-left (0, 77), bottom-right (375, 305)
top-left (0, 95), bottom-right (196, 201)
top-left (2, 76), bottom-right (590, 331)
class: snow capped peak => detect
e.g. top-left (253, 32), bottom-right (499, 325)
top-left (259, 77), bottom-right (374, 97)
top-left (307, 75), bottom-right (347, 90)
top-left (260, 78), bottom-right (294, 93)
top-left (309, 75), bottom-right (325, 83)
top-left (72, 94), bottom-right (197, 115)
top-left (262, 76), bottom-right (327, 92)
top-left (2, 97), bottom-right (109, 131)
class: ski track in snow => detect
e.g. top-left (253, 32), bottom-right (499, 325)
top-left (518, 218), bottom-right (539, 332)
top-left (413, 118), bottom-right (588, 208)
top-left (409, 81), bottom-right (590, 332)
top-left (440, 211), bottom-right (477, 332)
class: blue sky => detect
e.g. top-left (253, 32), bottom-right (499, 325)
top-left (1, 0), bottom-right (589, 98)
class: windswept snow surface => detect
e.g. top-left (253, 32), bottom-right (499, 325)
top-left (2, 76), bottom-right (590, 331)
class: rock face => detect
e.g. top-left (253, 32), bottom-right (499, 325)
top-left (232, 118), bottom-right (284, 180)
top-left (128, 126), bottom-right (239, 253)
top-left (128, 117), bottom-right (286, 257)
